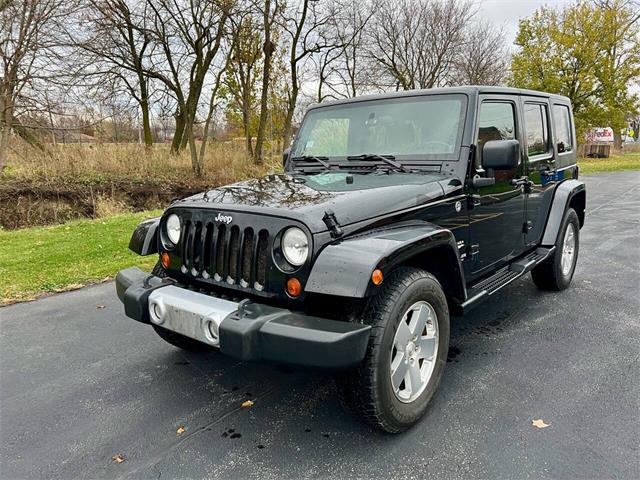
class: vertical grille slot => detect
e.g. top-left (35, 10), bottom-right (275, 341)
top-left (227, 226), bottom-right (240, 283)
top-left (181, 220), bottom-right (192, 270)
top-left (191, 222), bottom-right (203, 274)
top-left (202, 223), bottom-right (214, 277)
top-left (215, 225), bottom-right (226, 279)
top-left (255, 230), bottom-right (269, 288)
top-left (240, 228), bottom-right (254, 286)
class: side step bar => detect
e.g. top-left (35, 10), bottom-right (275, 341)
top-left (459, 247), bottom-right (555, 314)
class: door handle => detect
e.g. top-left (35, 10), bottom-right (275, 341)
top-left (510, 177), bottom-right (533, 192)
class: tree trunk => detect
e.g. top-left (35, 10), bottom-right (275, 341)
top-left (253, 0), bottom-right (274, 165)
top-left (186, 117), bottom-right (202, 177)
top-left (171, 113), bottom-right (185, 153)
top-left (0, 124), bottom-right (10, 172)
top-left (282, 89), bottom-right (297, 150)
top-left (613, 129), bottom-right (623, 150)
top-left (139, 82), bottom-right (153, 148)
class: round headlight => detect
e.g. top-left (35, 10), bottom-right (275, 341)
top-left (281, 227), bottom-right (309, 266)
top-left (166, 214), bottom-right (181, 245)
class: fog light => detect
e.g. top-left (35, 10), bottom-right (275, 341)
top-left (371, 269), bottom-right (384, 286)
top-left (161, 252), bottom-right (170, 269)
top-left (286, 277), bottom-right (302, 297)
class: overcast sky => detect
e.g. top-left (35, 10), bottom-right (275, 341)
top-left (473, 0), bottom-right (575, 46)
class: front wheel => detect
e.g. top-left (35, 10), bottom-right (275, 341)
top-left (532, 208), bottom-right (580, 291)
top-left (336, 267), bottom-right (450, 433)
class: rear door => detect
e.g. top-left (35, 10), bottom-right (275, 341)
top-left (520, 97), bottom-right (556, 246)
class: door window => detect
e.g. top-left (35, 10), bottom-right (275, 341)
top-left (553, 104), bottom-right (573, 153)
top-left (524, 103), bottom-right (550, 157)
top-left (477, 102), bottom-right (516, 165)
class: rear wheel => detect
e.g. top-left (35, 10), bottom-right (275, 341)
top-left (336, 267), bottom-right (449, 433)
top-left (532, 208), bottom-right (580, 291)
top-left (150, 260), bottom-right (213, 352)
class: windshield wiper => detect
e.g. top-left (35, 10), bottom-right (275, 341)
top-left (290, 155), bottom-right (330, 169)
top-left (347, 154), bottom-right (408, 173)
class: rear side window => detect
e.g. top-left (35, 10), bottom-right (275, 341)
top-left (477, 102), bottom-right (516, 165)
top-left (524, 103), bottom-right (550, 157)
top-left (553, 104), bottom-right (573, 153)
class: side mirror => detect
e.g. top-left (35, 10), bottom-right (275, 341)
top-left (282, 147), bottom-right (291, 167)
top-left (482, 139), bottom-right (519, 170)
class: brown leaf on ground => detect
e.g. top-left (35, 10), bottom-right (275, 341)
top-left (241, 400), bottom-right (254, 408)
top-left (96, 305), bottom-right (106, 309)
top-left (532, 419), bottom-right (550, 429)
top-left (112, 454), bottom-right (126, 464)
top-left (176, 425), bottom-right (185, 435)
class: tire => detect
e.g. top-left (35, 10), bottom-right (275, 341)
top-left (335, 267), bottom-right (450, 433)
top-left (532, 208), bottom-right (580, 291)
top-left (149, 260), bottom-right (213, 352)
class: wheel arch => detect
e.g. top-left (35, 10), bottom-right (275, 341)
top-left (129, 217), bottom-right (160, 256)
top-left (541, 179), bottom-right (586, 246)
top-left (305, 222), bottom-right (466, 304)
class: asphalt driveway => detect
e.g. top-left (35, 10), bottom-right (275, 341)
top-left (1, 172), bottom-right (639, 479)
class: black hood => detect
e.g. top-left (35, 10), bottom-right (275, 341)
top-left (172, 172), bottom-right (448, 233)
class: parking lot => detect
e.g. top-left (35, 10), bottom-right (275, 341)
top-left (1, 171), bottom-right (639, 479)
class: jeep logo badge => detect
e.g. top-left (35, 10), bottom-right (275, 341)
top-left (214, 213), bottom-right (233, 224)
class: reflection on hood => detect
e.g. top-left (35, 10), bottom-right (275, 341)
top-left (174, 172), bottom-right (448, 233)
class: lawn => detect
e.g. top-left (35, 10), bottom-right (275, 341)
top-left (578, 152), bottom-right (640, 174)
top-left (0, 211), bottom-right (162, 305)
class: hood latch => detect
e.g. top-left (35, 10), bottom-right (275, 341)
top-left (323, 210), bottom-right (344, 239)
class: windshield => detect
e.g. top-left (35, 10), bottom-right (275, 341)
top-left (291, 94), bottom-right (467, 161)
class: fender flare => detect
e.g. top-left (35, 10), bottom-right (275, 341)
top-left (541, 179), bottom-right (586, 246)
top-left (129, 217), bottom-right (160, 256)
top-left (305, 222), bottom-right (466, 301)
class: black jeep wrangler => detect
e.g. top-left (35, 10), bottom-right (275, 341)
top-left (116, 86), bottom-right (585, 433)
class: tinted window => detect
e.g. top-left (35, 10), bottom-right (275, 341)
top-left (477, 102), bottom-right (516, 165)
top-left (553, 104), bottom-right (572, 153)
top-left (524, 103), bottom-right (550, 156)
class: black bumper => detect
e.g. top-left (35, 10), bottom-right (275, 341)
top-left (115, 267), bottom-right (371, 369)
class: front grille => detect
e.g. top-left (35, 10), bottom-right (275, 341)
top-left (181, 220), bottom-right (270, 290)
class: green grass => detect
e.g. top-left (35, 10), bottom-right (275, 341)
top-left (0, 211), bottom-right (162, 305)
top-left (578, 152), bottom-right (640, 174)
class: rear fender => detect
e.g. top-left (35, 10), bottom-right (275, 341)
top-left (129, 217), bottom-right (160, 256)
top-left (305, 223), bottom-right (466, 301)
top-left (541, 180), bottom-right (586, 246)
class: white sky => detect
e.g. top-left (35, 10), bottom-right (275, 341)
top-left (473, 0), bottom-right (575, 47)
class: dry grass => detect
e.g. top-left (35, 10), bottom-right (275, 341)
top-left (4, 140), bottom-right (281, 184)
top-left (1, 141), bottom-right (280, 229)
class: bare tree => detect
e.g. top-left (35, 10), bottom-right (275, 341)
top-left (367, 0), bottom-right (474, 91)
top-left (77, 0), bottom-right (155, 147)
top-left (450, 21), bottom-right (508, 86)
top-left (0, 0), bottom-right (68, 170)
top-left (279, 0), bottom-right (342, 147)
top-left (143, 0), bottom-right (232, 174)
top-left (224, 11), bottom-right (263, 157)
top-left (253, 0), bottom-right (280, 164)
top-left (315, 0), bottom-right (374, 101)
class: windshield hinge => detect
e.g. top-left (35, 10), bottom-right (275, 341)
top-left (323, 210), bottom-right (344, 239)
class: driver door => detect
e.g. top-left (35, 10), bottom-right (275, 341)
top-left (469, 97), bottom-right (526, 277)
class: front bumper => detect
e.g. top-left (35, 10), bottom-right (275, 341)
top-left (115, 268), bottom-right (371, 368)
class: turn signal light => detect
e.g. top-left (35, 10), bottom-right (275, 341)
top-left (372, 269), bottom-right (384, 286)
top-left (161, 252), bottom-right (170, 269)
top-left (286, 277), bottom-right (302, 297)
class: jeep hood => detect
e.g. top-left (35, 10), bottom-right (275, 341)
top-left (173, 171), bottom-right (450, 233)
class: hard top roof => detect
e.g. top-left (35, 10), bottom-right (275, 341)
top-left (308, 86), bottom-right (571, 110)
